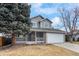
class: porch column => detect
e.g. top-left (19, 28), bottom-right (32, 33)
top-left (35, 32), bottom-right (37, 43)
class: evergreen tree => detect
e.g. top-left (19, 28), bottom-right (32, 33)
top-left (0, 3), bottom-right (31, 36)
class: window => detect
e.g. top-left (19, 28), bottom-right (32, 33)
top-left (36, 32), bottom-right (43, 38)
top-left (36, 32), bottom-right (44, 41)
top-left (32, 23), bottom-right (36, 26)
top-left (38, 22), bottom-right (41, 28)
top-left (45, 23), bottom-right (48, 27)
top-left (45, 23), bottom-right (50, 28)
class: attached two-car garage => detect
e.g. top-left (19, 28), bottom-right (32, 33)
top-left (46, 33), bottom-right (65, 44)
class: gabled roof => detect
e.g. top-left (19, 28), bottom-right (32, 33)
top-left (31, 15), bottom-right (52, 23)
top-left (45, 18), bottom-right (52, 23)
top-left (31, 15), bottom-right (44, 19)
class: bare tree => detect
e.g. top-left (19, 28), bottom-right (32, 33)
top-left (59, 7), bottom-right (79, 42)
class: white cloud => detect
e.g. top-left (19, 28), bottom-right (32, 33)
top-left (38, 8), bottom-right (57, 15)
top-left (76, 22), bottom-right (79, 30)
top-left (31, 3), bottom-right (57, 15)
top-left (51, 16), bottom-right (79, 31)
top-left (67, 4), bottom-right (79, 9)
top-left (51, 17), bottom-right (62, 27)
top-left (31, 3), bottom-right (79, 16)
top-left (51, 17), bottom-right (66, 31)
top-left (60, 27), bottom-right (66, 31)
top-left (31, 3), bottom-right (42, 8)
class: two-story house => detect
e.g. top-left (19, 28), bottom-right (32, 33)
top-left (16, 15), bottom-right (65, 44)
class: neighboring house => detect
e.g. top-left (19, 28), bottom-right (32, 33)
top-left (65, 30), bottom-right (79, 41)
top-left (73, 30), bottom-right (79, 41)
top-left (16, 15), bottom-right (65, 44)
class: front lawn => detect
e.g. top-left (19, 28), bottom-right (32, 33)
top-left (0, 44), bottom-right (79, 56)
top-left (72, 42), bottom-right (79, 45)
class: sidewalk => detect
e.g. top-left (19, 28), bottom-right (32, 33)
top-left (54, 42), bottom-right (79, 53)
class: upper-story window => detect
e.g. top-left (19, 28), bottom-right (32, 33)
top-left (32, 23), bottom-right (36, 26)
top-left (38, 22), bottom-right (41, 28)
top-left (44, 23), bottom-right (47, 27)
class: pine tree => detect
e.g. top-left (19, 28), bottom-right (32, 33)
top-left (0, 3), bottom-right (31, 36)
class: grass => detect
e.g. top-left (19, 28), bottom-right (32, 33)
top-left (72, 42), bottom-right (79, 45)
top-left (0, 44), bottom-right (79, 56)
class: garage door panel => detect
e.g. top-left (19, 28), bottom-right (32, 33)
top-left (46, 33), bottom-right (65, 43)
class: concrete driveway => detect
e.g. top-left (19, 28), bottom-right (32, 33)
top-left (54, 42), bottom-right (79, 53)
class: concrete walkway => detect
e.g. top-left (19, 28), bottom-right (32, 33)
top-left (54, 42), bottom-right (79, 53)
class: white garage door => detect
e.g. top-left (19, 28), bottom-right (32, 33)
top-left (46, 33), bottom-right (65, 44)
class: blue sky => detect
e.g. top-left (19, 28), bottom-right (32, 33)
top-left (30, 3), bottom-right (79, 30)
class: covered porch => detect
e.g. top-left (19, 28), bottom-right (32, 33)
top-left (26, 31), bottom-right (46, 44)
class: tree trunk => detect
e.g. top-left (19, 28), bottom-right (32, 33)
top-left (12, 33), bottom-right (16, 45)
top-left (23, 34), bottom-right (28, 45)
top-left (74, 35), bottom-right (77, 42)
top-left (24, 35), bottom-right (26, 45)
top-left (69, 35), bottom-right (73, 43)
